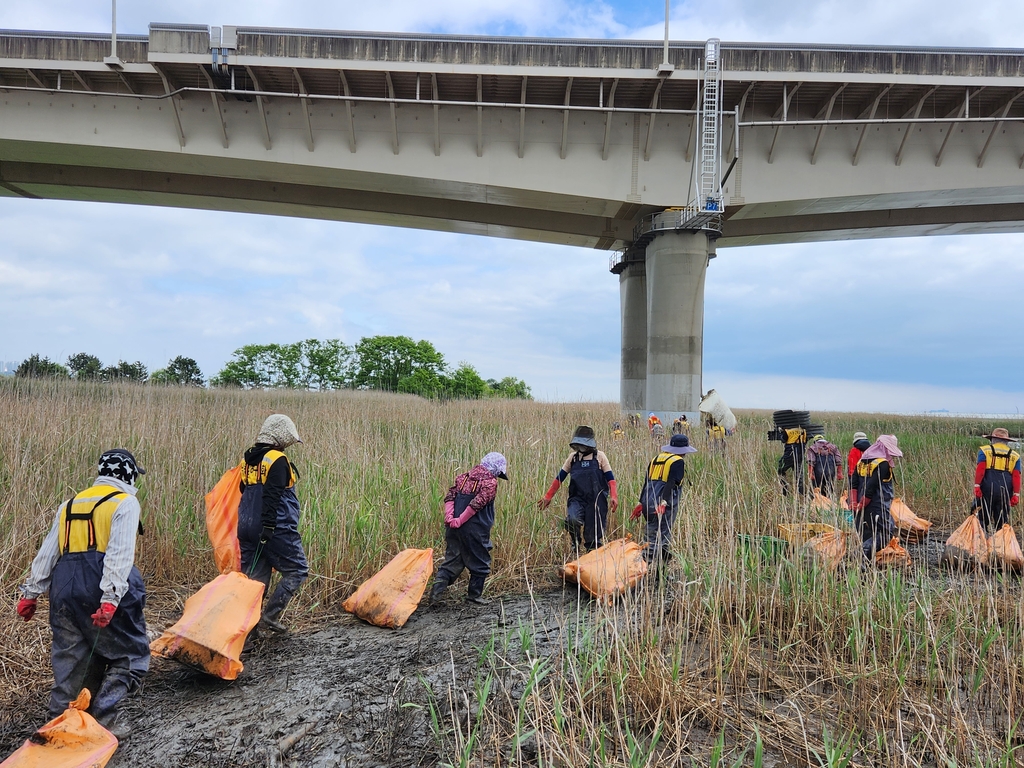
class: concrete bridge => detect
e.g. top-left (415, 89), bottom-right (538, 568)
top-left (1, 24), bottom-right (1023, 418)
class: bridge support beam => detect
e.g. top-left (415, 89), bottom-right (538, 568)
top-left (619, 259), bottom-right (647, 413)
top-left (644, 230), bottom-right (708, 422)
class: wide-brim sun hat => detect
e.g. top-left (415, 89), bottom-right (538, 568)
top-left (569, 425), bottom-right (597, 451)
top-left (661, 434), bottom-right (697, 455)
top-left (984, 427), bottom-right (1019, 441)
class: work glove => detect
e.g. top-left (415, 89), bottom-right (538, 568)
top-left (974, 484), bottom-right (983, 500)
top-left (450, 509), bottom-right (475, 529)
top-left (846, 489), bottom-right (858, 510)
top-left (1013, 494), bottom-right (1020, 507)
top-left (656, 501), bottom-right (668, 516)
top-left (630, 504), bottom-right (643, 521)
top-left (443, 500), bottom-right (455, 525)
top-left (16, 597), bottom-right (36, 622)
top-left (609, 497), bottom-right (619, 515)
top-left (91, 603), bottom-right (116, 628)
top-left (259, 525), bottom-right (275, 545)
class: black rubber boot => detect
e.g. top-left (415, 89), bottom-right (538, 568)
top-left (428, 579), bottom-right (448, 607)
top-left (466, 575), bottom-right (490, 605)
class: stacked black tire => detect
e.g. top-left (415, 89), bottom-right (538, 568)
top-left (770, 410), bottom-right (823, 440)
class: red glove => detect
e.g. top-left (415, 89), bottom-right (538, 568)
top-left (630, 504), bottom-right (643, 521)
top-left (91, 603), bottom-right (116, 628)
top-left (1013, 494), bottom-right (1020, 507)
top-left (656, 501), bottom-right (667, 515)
top-left (16, 598), bottom-right (36, 622)
top-left (608, 480), bottom-right (618, 515)
top-left (974, 485), bottom-right (983, 499)
top-left (846, 489), bottom-right (858, 510)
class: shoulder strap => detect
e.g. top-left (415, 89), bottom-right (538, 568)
top-left (62, 490), bottom-right (124, 555)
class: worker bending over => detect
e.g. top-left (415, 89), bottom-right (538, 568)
top-left (430, 452), bottom-right (509, 606)
top-left (18, 450), bottom-right (150, 738)
top-left (806, 434), bottom-right (842, 498)
top-left (539, 426), bottom-right (618, 552)
top-left (632, 434), bottom-right (697, 565)
top-left (852, 435), bottom-right (903, 560)
top-left (238, 414), bottom-right (308, 633)
top-left (974, 428), bottom-right (1021, 532)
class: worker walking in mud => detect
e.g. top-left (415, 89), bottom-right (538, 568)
top-left (845, 432), bottom-right (871, 509)
top-left (851, 435), bottom-right (903, 560)
top-left (538, 426), bottom-right (618, 552)
top-left (17, 449), bottom-right (150, 738)
top-left (974, 428), bottom-right (1021, 532)
top-left (430, 452), bottom-right (509, 606)
top-left (631, 434), bottom-right (697, 565)
top-left (806, 434), bottom-right (842, 498)
top-left (238, 414), bottom-right (308, 633)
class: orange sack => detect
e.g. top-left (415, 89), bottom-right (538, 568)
top-left (875, 537), bottom-right (912, 568)
top-left (0, 689), bottom-right (117, 768)
top-left (941, 515), bottom-right (990, 570)
top-left (890, 498), bottom-right (932, 543)
top-left (560, 538), bottom-right (648, 601)
top-left (989, 524), bottom-right (1024, 572)
top-left (343, 548), bottom-right (434, 629)
top-left (151, 571), bottom-right (264, 680)
top-left (206, 463), bottom-right (243, 574)
top-left (809, 489), bottom-right (836, 511)
top-left (803, 531), bottom-right (847, 570)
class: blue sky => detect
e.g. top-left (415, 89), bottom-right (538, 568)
top-left (3, 0), bottom-right (1024, 412)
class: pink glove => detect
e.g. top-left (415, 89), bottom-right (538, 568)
top-left (91, 603), bottom-right (116, 628)
top-left (443, 500), bottom-right (455, 525)
top-left (449, 509), bottom-right (475, 529)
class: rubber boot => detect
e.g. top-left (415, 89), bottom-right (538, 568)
top-left (428, 579), bottom-right (449, 607)
top-left (466, 575), bottom-right (490, 605)
top-left (260, 572), bottom-right (305, 632)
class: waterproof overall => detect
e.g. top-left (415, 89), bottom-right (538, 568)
top-left (810, 452), bottom-right (839, 497)
top-left (639, 452), bottom-right (684, 564)
top-left (48, 487), bottom-right (149, 725)
top-left (238, 451), bottom-right (309, 626)
top-left (434, 484), bottom-right (495, 599)
top-left (855, 458), bottom-right (896, 559)
top-left (564, 452), bottom-right (609, 551)
top-left (778, 439), bottom-right (806, 496)
top-left (978, 443), bottom-right (1019, 531)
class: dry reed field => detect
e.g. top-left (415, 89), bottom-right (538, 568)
top-left (2, 378), bottom-right (1023, 766)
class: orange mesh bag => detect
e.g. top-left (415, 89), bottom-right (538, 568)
top-left (989, 524), bottom-right (1024, 572)
top-left (802, 531), bottom-right (847, 570)
top-left (809, 489), bottom-right (836, 511)
top-left (890, 498), bottom-right (932, 544)
top-left (941, 515), bottom-right (990, 570)
top-left (205, 463), bottom-right (243, 574)
top-left (560, 538), bottom-right (648, 601)
top-left (0, 689), bottom-right (117, 768)
top-left (343, 548), bottom-right (434, 629)
top-left (151, 571), bottom-right (265, 680)
top-left (875, 537), bottom-right (911, 568)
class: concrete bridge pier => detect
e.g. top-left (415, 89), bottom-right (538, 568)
top-left (644, 230), bottom-right (709, 423)
top-left (619, 259), bottom-right (648, 414)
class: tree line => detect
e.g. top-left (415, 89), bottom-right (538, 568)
top-left (13, 336), bottom-right (531, 400)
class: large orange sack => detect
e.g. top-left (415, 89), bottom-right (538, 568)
top-left (942, 515), bottom-right (990, 570)
top-left (343, 548), bottom-right (434, 629)
top-left (206, 464), bottom-right (243, 574)
top-left (890, 498), bottom-right (931, 543)
top-left (560, 538), bottom-right (648, 601)
top-left (151, 571), bottom-right (264, 680)
top-left (809, 489), bottom-right (837, 511)
top-left (803, 531), bottom-right (847, 570)
top-left (875, 537), bottom-right (911, 568)
top-left (989, 524), bottom-right (1024, 572)
top-left (0, 689), bottom-right (116, 768)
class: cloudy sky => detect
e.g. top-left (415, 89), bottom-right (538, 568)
top-left (3, 0), bottom-right (1024, 413)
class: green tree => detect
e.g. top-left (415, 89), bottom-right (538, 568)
top-left (151, 356), bottom-right (205, 386)
top-left (487, 376), bottom-right (533, 400)
top-left (302, 339), bottom-right (353, 390)
top-left (15, 354), bottom-right (69, 379)
top-left (397, 367), bottom-right (446, 398)
top-left (66, 353), bottom-right (102, 380)
top-left (102, 360), bottom-right (148, 382)
top-left (353, 336), bottom-right (446, 392)
top-left (446, 362), bottom-right (488, 399)
top-left (211, 344), bottom-right (277, 388)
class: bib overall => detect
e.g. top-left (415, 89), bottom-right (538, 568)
top-left (564, 452), bottom-right (609, 551)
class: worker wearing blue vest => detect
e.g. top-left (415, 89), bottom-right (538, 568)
top-left (631, 434), bottom-right (697, 564)
top-left (238, 414), bottom-right (309, 633)
top-left (17, 449), bottom-right (149, 737)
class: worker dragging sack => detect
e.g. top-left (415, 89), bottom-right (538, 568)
top-left (851, 435), bottom-right (903, 560)
top-left (631, 434), bottom-right (697, 565)
top-left (430, 452), bottom-right (509, 606)
top-left (17, 450), bottom-right (150, 739)
top-left (539, 426), bottom-right (618, 552)
top-left (973, 427), bottom-right (1021, 532)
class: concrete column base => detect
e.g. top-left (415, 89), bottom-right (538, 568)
top-left (619, 259), bottom-right (647, 413)
top-left (644, 229), bottom-right (708, 422)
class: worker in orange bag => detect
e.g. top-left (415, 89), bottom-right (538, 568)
top-left (845, 431), bottom-right (871, 509)
top-left (631, 433), bottom-right (697, 565)
top-left (429, 452), bottom-right (509, 606)
top-left (238, 414), bottom-right (308, 633)
top-left (851, 435), bottom-right (903, 560)
top-left (538, 426), bottom-right (618, 552)
top-left (973, 427), bottom-right (1021, 532)
top-left (17, 449), bottom-right (150, 739)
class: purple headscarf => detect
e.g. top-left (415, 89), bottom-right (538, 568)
top-left (481, 452), bottom-right (509, 480)
top-left (860, 435), bottom-right (903, 464)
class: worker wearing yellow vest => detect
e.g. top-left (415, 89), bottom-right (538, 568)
top-left (851, 435), bottom-right (903, 560)
top-left (631, 434), bottom-right (697, 564)
top-left (777, 428), bottom-right (808, 496)
top-left (17, 449), bottom-right (149, 737)
top-left (974, 428), bottom-right (1021, 532)
top-left (238, 414), bottom-right (308, 633)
